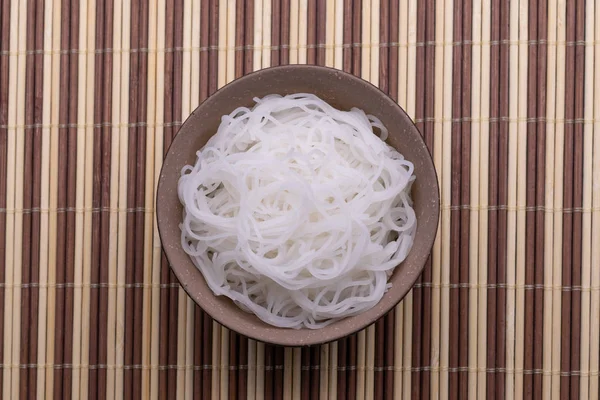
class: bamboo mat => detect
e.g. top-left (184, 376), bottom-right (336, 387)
top-left (1, 0), bottom-right (600, 398)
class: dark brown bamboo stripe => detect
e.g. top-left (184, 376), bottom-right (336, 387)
top-left (98, 0), bottom-right (115, 397)
top-left (54, 0), bottom-right (72, 395)
top-left (378, 0), bottom-right (389, 94)
top-left (342, 0), bottom-right (352, 73)
top-left (449, 0), bottom-right (463, 397)
top-left (264, 344), bottom-right (277, 400)
top-left (265, 344), bottom-right (274, 399)
top-left (337, 335), bottom-right (347, 399)
top-left (20, 3), bottom-right (33, 397)
top-left (136, 0), bottom-right (151, 393)
top-left (63, 2), bottom-right (80, 395)
top-left (20, 0), bottom-right (39, 396)
top-left (199, 0), bottom-right (210, 101)
top-left (89, 1), bottom-right (107, 397)
top-left (237, 330), bottom-right (248, 399)
top-left (229, 331), bottom-right (239, 399)
top-left (459, 1), bottom-right (472, 398)
top-left (129, 0), bottom-right (151, 396)
top-left (495, 0), bottom-right (510, 396)
top-left (561, 0), bottom-right (576, 396)
top-left (0, 0), bottom-right (8, 395)
top-left (280, 0), bottom-right (290, 65)
top-left (300, 345), bottom-right (310, 400)
top-left (244, 0), bottom-right (254, 74)
top-left (228, 332), bottom-right (238, 398)
top-left (274, 345), bottom-right (284, 400)
top-left (307, 0), bottom-right (316, 64)
top-left (347, 333), bottom-right (357, 400)
top-left (271, 0), bottom-right (281, 67)
top-left (208, 0), bottom-right (218, 96)
top-left (570, 0), bottom-right (585, 397)
top-left (201, 311), bottom-right (212, 399)
top-left (525, 0), bottom-right (538, 396)
top-left (316, 0), bottom-right (326, 65)
top-left (235, 0), bottom-right (245, 78)
top-left (351, 0), bottom-right (361, 76)
top-left (125, 0), bottom-right (141, 395)
top-left (526, 0), bottom-right (548, 398)
top-left (29, 1), bottom-right (44, 397)
top-left (387, 0), bottom-right (398, 102)
top-left (533, 0), bottom-right (548, 396)
top-left (313, 346), bottom-right (322, 399)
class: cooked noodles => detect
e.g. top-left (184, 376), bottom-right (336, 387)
top-left (178, 93), bottom-right (416, 329)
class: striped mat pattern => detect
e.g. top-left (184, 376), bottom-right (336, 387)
top-left (1, 0), bottom-right (600, 398)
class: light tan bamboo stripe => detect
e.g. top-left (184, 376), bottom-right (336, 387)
top-left (430, 0), bottom-right (445, 396)
top-left (4, 0), bottom-right (23, 398)
top-left (71, 0), bottom-right (89, 392)
top-left (580, 0), bottom-right (595, 395)
top-left (439, 0), bottom-right (453, 397)
top-left (117, 0), bottom-right (132, 394)
top-left (506, 2), bottom-right (519, 399)
top-left (36, 0), bottom-right (54, 397)
top-left (107, 0), bottom-right (121, 396)
top-left (150, 0), bottom-right (167, 398)
top-left (552, 0), bottom-right (567, 398)
top-left (43, 0), bottom-right (61, 394)
top-left (543, 0), bottom-right (557, 396)
top-left (3, 0), bottom-right (600, 399)
top-left (515, 0), bottom-right (528, 398)
top-left (469, 0), bottom-right (482, 397)
top-left (477, 0), bottom-right (491, 397)
top-left (79, 0), bottom-right (96, 395)
top-left (145, 0), bottom-right (162, 398)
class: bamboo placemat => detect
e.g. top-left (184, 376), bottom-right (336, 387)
top-left (1, 0), bottom-right (600, 398)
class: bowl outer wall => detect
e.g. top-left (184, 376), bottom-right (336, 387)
top-left (156, 65), bottom-right (440, 347)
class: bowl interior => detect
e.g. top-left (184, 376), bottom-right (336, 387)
top-left (156, 65), bottom-right (440, 346)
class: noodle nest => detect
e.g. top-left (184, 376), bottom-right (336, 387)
top-left (178, 93), bottom-right (416, 329)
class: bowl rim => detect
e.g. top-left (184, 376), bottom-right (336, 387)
top-left (156, 64), bottom-right (440, 346)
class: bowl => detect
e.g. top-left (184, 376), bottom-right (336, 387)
top-left (156, 65), bottom-right (440, 346)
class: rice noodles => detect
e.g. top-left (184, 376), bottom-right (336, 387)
top-left (178, 93), bottom-right (416, 329)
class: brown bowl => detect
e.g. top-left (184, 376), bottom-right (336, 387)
top-left (157, 65), bottom-right (439, 346)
